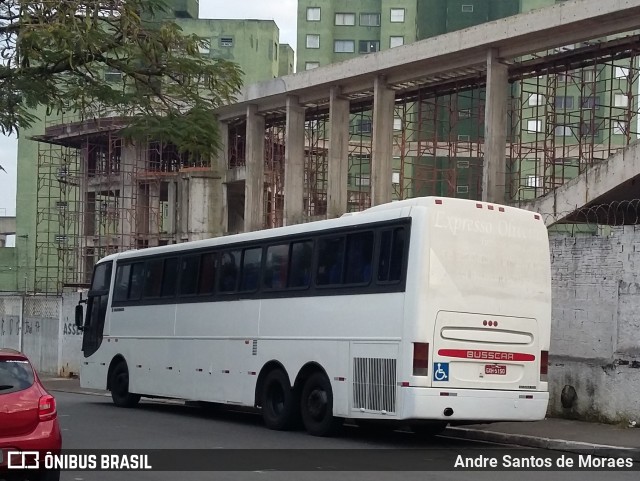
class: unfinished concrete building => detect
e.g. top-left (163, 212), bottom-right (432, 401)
top-left (30, 0), bottom-right (640, 294)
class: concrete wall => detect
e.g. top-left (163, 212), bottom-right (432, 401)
top-left (549, 227), bottom-right (640, 423)
top-left (0, 291), bottom-right (84, 376)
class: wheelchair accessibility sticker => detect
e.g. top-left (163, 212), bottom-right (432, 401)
top-left (433, 362), bottom-right (449, 382)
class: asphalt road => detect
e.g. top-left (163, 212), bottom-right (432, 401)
top-left (49, 391), bottom-right (638, 481)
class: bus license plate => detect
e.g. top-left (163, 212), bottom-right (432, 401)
top-left (485, 365), bottom-right (507, 375)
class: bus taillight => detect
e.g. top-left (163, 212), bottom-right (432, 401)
top-left (540, 350), bottom-right (549, 382)
top-left (413, 343), bottom-right (429, 376)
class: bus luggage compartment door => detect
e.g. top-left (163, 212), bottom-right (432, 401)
top-left (432, 311), bottom-right (540, 391)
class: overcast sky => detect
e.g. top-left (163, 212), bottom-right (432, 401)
top-left (0, 0), bottom-right (298, 221)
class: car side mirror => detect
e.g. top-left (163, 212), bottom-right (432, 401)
top-left (75, 304), bottom-right (84, 331)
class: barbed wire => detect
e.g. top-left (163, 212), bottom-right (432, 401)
top-left (537, 199), bottom-right (640, 233)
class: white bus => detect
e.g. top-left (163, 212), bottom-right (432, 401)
top-left (76, 197), bottom-right (551, 436)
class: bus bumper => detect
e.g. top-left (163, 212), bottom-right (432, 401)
top-left (401, 387), bottom-right (549, 421)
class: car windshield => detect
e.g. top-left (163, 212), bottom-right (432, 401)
top-left (0, 359), bottom-right (35, 394)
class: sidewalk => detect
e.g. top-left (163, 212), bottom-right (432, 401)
top-left (43, 377), bottom-right (640, 460)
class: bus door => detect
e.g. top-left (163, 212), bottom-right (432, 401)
top-left (81, 262), bottom-right (113, 357)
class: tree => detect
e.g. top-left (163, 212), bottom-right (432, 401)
top-left (0, 0), bottom-right (243, 162)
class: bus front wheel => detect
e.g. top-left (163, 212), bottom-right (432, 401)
top-left (261, 369), bottom-right (298, 430)
top-left (110, 361), bottom-right (141, 408)
top-left (300, 372), bottom-right (341, 436)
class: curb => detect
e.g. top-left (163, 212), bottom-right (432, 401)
top-left (444, 426), bottom-right (640, 462)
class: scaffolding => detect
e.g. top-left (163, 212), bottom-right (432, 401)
top-left (32, 32), bottom-right (640, 294)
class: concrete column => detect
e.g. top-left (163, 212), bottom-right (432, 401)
top-left (211, 120), bottom-right (229, 236)
top-left (244, 104), bottom-right (265, 232)
top-left (483, 48), bottom-right (508, 204)
top-left (284, 96), bottom-right (306, 225)
top-left (167, 181), bottom-right (177, 238)
top-left (327, 87), bottom-right (350, 218)
top-left (371, 77), bottom-right (395, 206)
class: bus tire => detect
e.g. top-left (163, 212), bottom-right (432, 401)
top-left (261, 369), bottom-right (297, 430)
top-left (110, 361), bottom-right (141, 408)
top-left (300, 372), bottom-right (341, 437)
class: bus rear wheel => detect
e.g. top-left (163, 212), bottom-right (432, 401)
top-left (261, 369), bottom-right (298, 430)
top-left (110, 361), bottom-right (141, 408)
top-left (300, 372), bottom-right (341, 436)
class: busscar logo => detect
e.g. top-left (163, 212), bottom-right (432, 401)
top-left (8, 451), bottom-right (40, 469)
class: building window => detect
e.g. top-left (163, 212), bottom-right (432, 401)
top-left (335, 13), bottom-right (355, 25)
top-left (360, 13), bottom-right (380, 26)
top-left (104, 68), bottom-right (122, 83)
top-left (527, 120), bottom-right (542, 132)
top-left (390, 36), bottom-right (404, 48)
top-left (390, 8), bottom-right (405, 22)
top-left (526, 175), bottom-right (542, 188)
top-left (352, 118), bottom-right (372, 134)
top-left (583, 70), bottom-right (595, 83)
top-left (306, 34), bottom-right (320, 49)
top-left (613, 121), bottom-right (627, 135)
top-left (305, 62), bottom-right (320, 70)
top-left (554, 125), bottom-right (573, 136)
top-left (334, 40), bottom-right (355, 53)
top-left (555, 96), bottom-right (574, 109)
top-left (528, 94), bottom-right (544, 106)
top-left (307, 7), bottom-right (321, 21)
top-left (359, 40), bottom-right (380, 53)
top-left (614, 94), bottom-right (629, 107)
top-left (199, 39), bottom-right (211, 55)
top-left (220, 37), bottom-right (233, 47)
top-left (615, 66), bottom-right (630, 79)
top-left (580, 96), bottom-right (600, 109)
top-left (462, 5), bottom-right (474, 12)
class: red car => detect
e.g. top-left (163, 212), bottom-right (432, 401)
top-left (0, 349), bottom-right (62, 481)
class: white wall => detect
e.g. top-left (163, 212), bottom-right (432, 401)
top-left (549, 227), bottom-right (640, 423)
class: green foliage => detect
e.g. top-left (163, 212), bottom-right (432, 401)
top-left (0, 0), bottom-right (243, 158)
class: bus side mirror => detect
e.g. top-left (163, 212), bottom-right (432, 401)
top-left (75, 305), bottom-right (84, 331)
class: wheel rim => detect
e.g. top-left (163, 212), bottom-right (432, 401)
top-left (267, 382), bottom-right (285, 416)
top-left (306, 387), bottom-right (328, 421)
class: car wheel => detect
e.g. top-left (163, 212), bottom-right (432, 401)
top-left (300, 372), bottom-right (341, 436)
top-left (261, 369), bottom-right (298, 430)
top-left (110, 361), bottom-right (141, 408)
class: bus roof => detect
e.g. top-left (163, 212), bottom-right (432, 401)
top-left (96, 197), bottom-right (538, 264)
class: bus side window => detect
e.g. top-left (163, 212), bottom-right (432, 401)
top-left (389, 227), bottom-right (406, 282)
top-left (378, 227), bottom-right (405, 283)
top-left (289, 241), bottom-right (312, 288)
top-left (179, 255), bottom-right (200, 296)
top-left (316, 237), bottom-right (344, 286)
top-left (113, 265), bottom-right (131, 302)
top-left (377, 230), bottom-right (392, 282)
top-left (161, 258), bottom-right (179, 297)
top-left (240, 247), bottom-right (262, 292)
top-left (129, 263), bottom-right (145, 300)
top-left (218, 250), bottom-right (241, 293)
top-left (264, 244), bottom-right (289, 290)
top-left (143, 259), bottom-right (164, 298)
top-left (345, 231), bottom-right (373, 284)
top-left (198, 253), bottom-right (217, 295)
